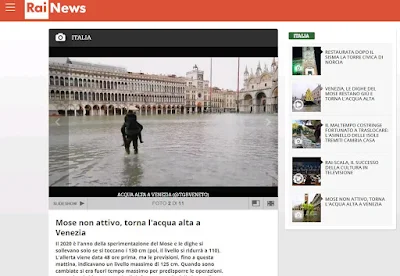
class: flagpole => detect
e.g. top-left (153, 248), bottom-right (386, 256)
top-left (210, 57), bottom-right (213, 113)
top-left (236, 57), bottom-right (240, 113)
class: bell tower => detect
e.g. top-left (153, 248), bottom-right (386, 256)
top-left (302, 47), bottom-right (318, 75)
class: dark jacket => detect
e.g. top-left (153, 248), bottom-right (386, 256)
top-left (121, 113), bottom-right (143, 136)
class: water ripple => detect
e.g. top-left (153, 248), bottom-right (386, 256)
top-left (49, 114), bottom-right (278, 186)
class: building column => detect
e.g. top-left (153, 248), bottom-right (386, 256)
top-left (74, 109), bottom-right (76, 116)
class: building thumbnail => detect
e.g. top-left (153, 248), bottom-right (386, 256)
top-left (292, 47), bottom-right (320, 76)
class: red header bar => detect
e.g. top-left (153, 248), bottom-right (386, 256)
top-left (1, 0), bottom-right (400, 21)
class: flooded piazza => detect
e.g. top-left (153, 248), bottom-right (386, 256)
top-left (49, 114), bottom-right (278, 187)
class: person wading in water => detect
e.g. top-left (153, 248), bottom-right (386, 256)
top-left (121, 109), bottom-right (143, 154)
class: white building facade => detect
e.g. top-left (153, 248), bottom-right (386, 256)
top-left (49, 59), bottom-right (273, 116)
top-left (49, 59), bottom-right (187, 116)
top-left (239, 58), bottom-right (278, 113)
top-left (185, 65), bottom-right (210, 113)
top-left (185, 65), bottom-right (237, 113)
top-left (211, 88), bottom-right (237, 112)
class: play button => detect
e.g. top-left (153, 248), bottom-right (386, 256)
top-left (293, 100), bottom-right (304, 110)
top-left (293, 173), bottom-right (305, 184)
top-left (80, 201), bottom-right (84, 206)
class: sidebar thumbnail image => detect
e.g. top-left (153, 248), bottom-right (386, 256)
top-left (292, 120), bottom-right (322, 149)
top-left (292, 82), bottom-right (322, 112)
top-left (292, 157), bottom-right (322, 186)
top-left (292, 47), bottom-right (322, 76)
top-left (292, 193), bottom-right (322, 223)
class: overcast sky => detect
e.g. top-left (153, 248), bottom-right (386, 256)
top-left (292, 193), bottom-right (318, 206)
top-left (292, 82), bottom-right (320, 98)
top-left (50, 57), bottom-right (277, 90)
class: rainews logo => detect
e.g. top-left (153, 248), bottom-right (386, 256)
top-left (25, 0), bottom-right (86, 19)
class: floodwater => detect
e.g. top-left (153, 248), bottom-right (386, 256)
top-left (49, 114), bottom-right (278, 187)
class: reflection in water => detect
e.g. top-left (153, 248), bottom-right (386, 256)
top-left (49, 114), bottom-right (278, 187)
top-left (123, 155), bottom-right (143, 186)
